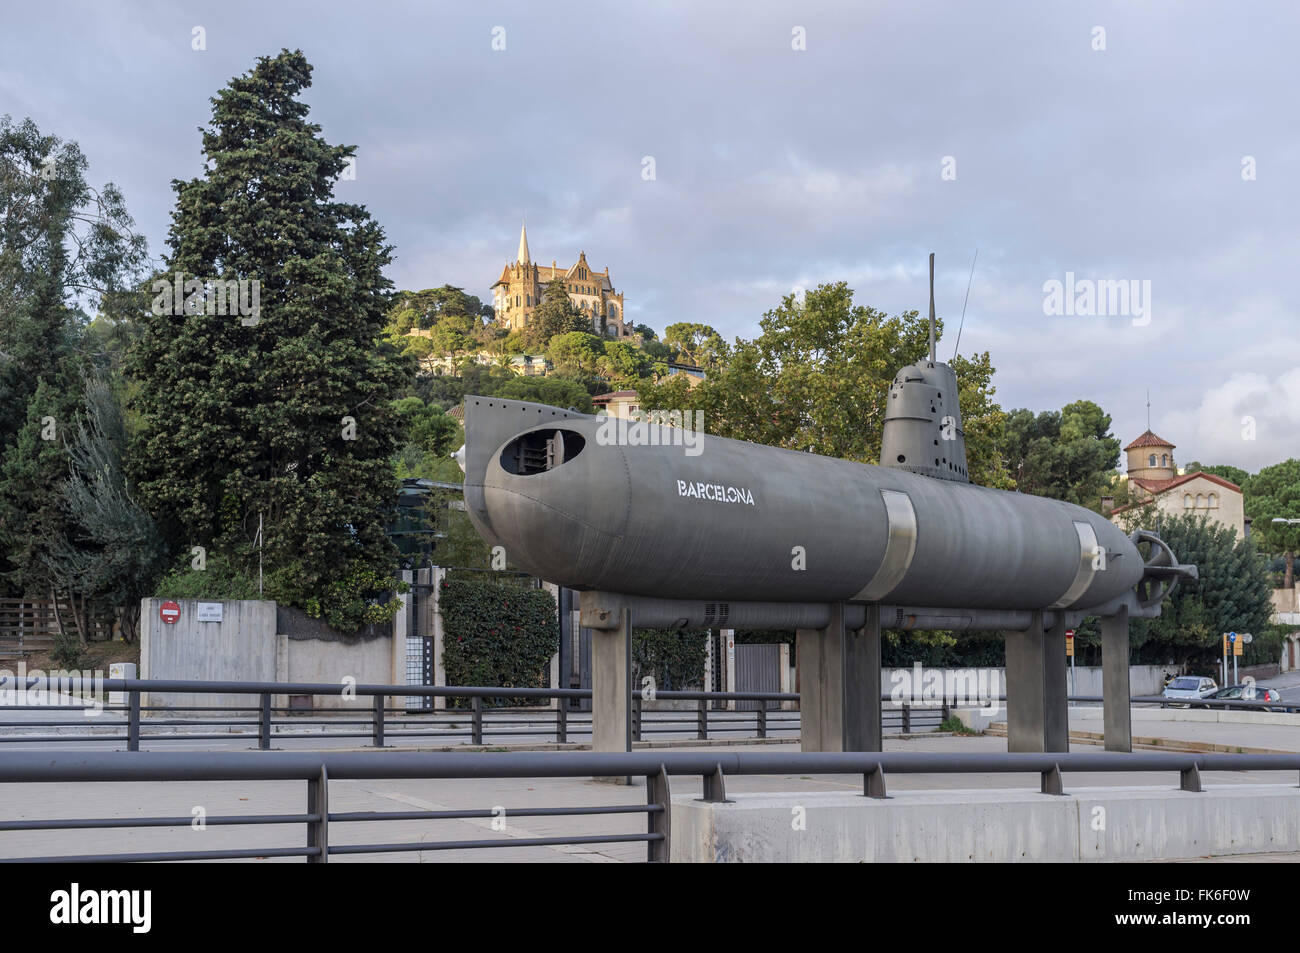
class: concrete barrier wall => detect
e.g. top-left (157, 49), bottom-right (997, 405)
top-left (140, 598), bottom-right (397, 710)
top-left (141, 599), bottom-right (278, 707)
top-left (672, 786), bottom-right (1300, 862)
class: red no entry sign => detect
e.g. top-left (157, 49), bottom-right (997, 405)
top-left (160, 601), bottom-right (181, 624)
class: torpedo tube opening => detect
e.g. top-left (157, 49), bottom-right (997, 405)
top-left (499, 428), bottom-right (587, 476)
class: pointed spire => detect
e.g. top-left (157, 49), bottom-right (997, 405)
top-left (517, 220), bottom-right (530, 265)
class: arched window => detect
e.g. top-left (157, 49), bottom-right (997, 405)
top-left (1161, 454), bottom-right (1168, 467)
top-left (525, 294), bottom-right (531, 307)
top-left (1208, 493), bottom-right (1218, 508)
top-left (1149, 454), bottom-right (1157, 467)
top-left (515, 295), bottom-right (520, 307)
top-left (1195, 493), bottom-right (1205, 508)
top-left (1183, 493), bottom-right (1193, 509)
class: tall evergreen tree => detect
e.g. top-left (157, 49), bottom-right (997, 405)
top-left (129, 50), bottom-right (410, 630)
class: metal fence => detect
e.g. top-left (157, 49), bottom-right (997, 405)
top-left (0, 676), bottom-right (951, 749)
top-left (0, 748), bottom-right (1298, 862)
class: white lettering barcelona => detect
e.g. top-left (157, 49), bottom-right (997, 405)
top-left (676, 479), bottom-right (756, 506)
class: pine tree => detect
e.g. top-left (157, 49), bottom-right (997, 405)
top-left (128, 50), bottom-right (411, 630)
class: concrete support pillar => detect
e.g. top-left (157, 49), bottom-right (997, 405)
top-left (797, 603), bottom-right (879, 752)
top-left (1101, 605), bottom-right (1132, 752)
top-left (845, 604), bottom-right (883, 752)
top-left (591, 607), bottom-right (631, 756)
top-left (1043, 615), bottom-right (1069, 753)
top-left (1005, 610), bottom-right (1048, 752)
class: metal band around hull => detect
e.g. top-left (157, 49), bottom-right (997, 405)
top-left (853, 489), bottom-right (917, 602)
top-left (1049, 521), bottom-right (1098, 609)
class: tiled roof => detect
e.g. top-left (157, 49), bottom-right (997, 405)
top-left (1124, 430), bottom-right (1176, 451)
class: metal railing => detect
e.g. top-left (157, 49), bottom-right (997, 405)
top-left (0, 676), bottom-right (950, 749)
top-left (0, 748), bottom-right (1297, 862)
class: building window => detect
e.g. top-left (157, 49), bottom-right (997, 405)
top-left (1161, 454), bottom-right (1168, 467)
top-left (1208, 493), bottom-right (1218, 508)
top-left (1196, 493), bottom-right (1205, 508)
top-left (515, 295), bottom-right (520, 307)
top-left (1148, 454), bottom-right (1156, 467)
top-left (1183, 493), bottom-right (1193, 508)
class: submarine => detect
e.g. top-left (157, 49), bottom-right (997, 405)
top-left (457, 256), bottom-right (1193, 632)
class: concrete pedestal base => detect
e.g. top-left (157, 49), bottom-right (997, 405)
top-left (797, 603), bottom-right (882, 752)
top-left (672, 785), bottom-right (1300, 862)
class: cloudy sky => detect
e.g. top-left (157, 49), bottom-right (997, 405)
top-left (4, 1), bottom-right (1297, 472)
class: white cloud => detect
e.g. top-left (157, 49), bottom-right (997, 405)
top-left (1162, 369), bottom-right (1300, 473)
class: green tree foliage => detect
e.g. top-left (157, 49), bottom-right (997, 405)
top-left (385, 285), bottom-right (491, 357)
top-left (438, 578), bottom-right (558, 705)
top-left (1112, 511), bottom-right (1274, 667)
top-left (0, 116), bottom-right (146, 615)
top-left (546, 331), bottom-right (605, 377)
top-left (632, 628), bottom-right (708, 690)
top-left (522, 278), bottom-right (589, 350)
top-left (663, 322), bottom-right (725, 369)
top-left (1244, 459), bottom-right (1300, 589)
top-left (49, 373), bottom-right (167, 643)
top-left (128, 50), bottom-right (409, 632)
top-left (1182, 461), bottom-right (1250, 488)
top-left (639, 282), bottom-right (1012, 488)
top-left (494, 376), bottom-right (594, 413)
top-left (596, 340), bottom-right (650, 384)
top-left (1000, 400), bottom-right (1121, 507)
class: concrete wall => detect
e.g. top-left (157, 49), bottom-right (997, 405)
top-left (672, 786), bottom-right (1300, 862)
top-left (141, 599), bottom-right (278, 707)
top-left (140, 598), bottom-right (398, 710)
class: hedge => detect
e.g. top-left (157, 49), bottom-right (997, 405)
top-left (439, 578), bottom-right (557, 707)
top-left (633, 628), bottom-right (708, 692)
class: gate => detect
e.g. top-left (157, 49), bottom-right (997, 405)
top-left (406, 568), bottom-right (434, 711)
top-left (735, 642), bottom-right (781, 710)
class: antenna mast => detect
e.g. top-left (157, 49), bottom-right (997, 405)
top-left (928, 252), bottom-right (936, 364)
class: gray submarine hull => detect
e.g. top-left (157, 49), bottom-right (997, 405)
top-left (460, 396), bottom-right (1145, 614)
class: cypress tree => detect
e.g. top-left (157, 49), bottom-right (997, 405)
top-left (129, 50), bottom-right (411, 630)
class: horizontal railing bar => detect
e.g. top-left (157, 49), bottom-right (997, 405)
top-left (327, 832), bottom-right (662, 855)
top-left (1, 749), bottom-right (1297, 783)
top-left (7, 846), bottom-right (320, 863)
top-left (0, 813), bottom-right (316, 831)
top-left (330, 805), bottom-right (658, 822)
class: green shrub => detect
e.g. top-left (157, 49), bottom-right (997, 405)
top-left (439, 578), bottom-right (557, 706)
top-left (633, 628), bottom-right (708, 691)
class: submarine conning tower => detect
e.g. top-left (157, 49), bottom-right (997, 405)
top-left (879, 253), bottom-right (970, 483)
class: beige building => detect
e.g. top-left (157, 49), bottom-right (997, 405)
top-left (1107, 430), bottom-right (1246, 538)
top-left (491, 224), bottom-right (632, 339)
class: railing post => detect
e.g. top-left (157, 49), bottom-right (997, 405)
top-left (371, 693), bottom-right (385, 748)
top-left (647, 765), bottom-right (671, 863)
top-left (864, 765), bottom-right (888, 799)
top-left (632, 695), bottom-right (642, 742)
top-left (127, 689), bottom-right (140, 752)
top-left (556, 700), bottom-right (567, 744)
top-left (696, 698), bottom-right (708, 740)
top-left (307, 766), bottom-right (329, 863)
top-left (902, 702), bottom-right (911, 734)
top-left (471, 695), bottom-right (484, 745)
top-left (757, 705), bottom-right (767, 739)
top-left (1040, 763), bottom-right (1065, 796)
top-left (259, 693), bottom-right (272, 750)
top-left (702, 763), bottom-right (727, 803)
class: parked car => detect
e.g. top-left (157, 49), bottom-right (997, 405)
top-left (1162, 676), bottom-right (1218, 707)
top-left (1203, 684), bottom-right (1289, 713)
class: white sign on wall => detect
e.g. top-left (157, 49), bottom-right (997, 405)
top-left (196, 602), bottom-right (223, 623)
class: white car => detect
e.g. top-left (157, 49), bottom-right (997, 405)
top-left (1162, 676), bottom-right (1218, 707)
